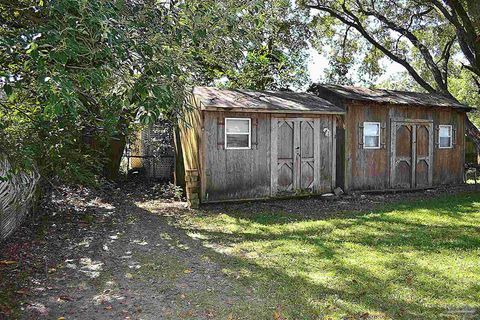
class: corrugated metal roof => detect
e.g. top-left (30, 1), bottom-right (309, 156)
top-left (193, 86), bottom-right (345, 114)
top-left (310, 84), bottom-right (472, 110)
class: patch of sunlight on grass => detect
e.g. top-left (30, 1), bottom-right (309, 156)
top-left (183, 192), bottom-right (480, 319)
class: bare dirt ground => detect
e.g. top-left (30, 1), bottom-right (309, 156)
top-left (0, 182), bottom-right (477, 319)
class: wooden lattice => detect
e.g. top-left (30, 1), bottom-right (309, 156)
top-left (0, 157), bottom-right (39, 240)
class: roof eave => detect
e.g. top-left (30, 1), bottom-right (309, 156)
top-left (200, 105), bottom-right (346, 115)
top-left (313, 84), bottom-right (473, 111)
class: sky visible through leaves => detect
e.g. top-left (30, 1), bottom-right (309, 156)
top-left (307, 46), bottom-right (404, 86)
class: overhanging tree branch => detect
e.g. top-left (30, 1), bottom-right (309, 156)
top-left (430, 0), bottom-right (479, 76)
top-left (307, 0), bottom-right (437, 93)
top-left (353, 1), bottom-right (448, 93)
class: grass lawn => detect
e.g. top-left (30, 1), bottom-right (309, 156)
top-left (180, 192), bottom-right (480, 319)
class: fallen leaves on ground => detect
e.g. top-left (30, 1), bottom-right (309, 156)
top-left (26, 302), bottom-right (49, 316)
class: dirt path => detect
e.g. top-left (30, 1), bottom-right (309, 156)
top-left (1, 183), bottom-right (477, 319)
top-left (0, 185), bottom-right (261, 320)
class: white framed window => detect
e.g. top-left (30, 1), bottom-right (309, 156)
top-left (225, 118), bottom-right (251, 149)
top-left (363, 122), bottom-right (381, 149)
top-left (439, 125), bottom-right (453, 148)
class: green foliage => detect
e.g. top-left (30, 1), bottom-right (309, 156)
top-left (1, 0), bottom-right (178, 183)
top-left (221, 1), bottom-right (310, 90)
top-left (449, 70), bottom-right (480, 127)
top-left (0, 0), bottom-right (308, 184)
top-left (225, 46), bottom-right (309, 90)
top-left (303, 0), bottom-right (480, 114)
top-left (305, 0), bottom-right (457, 86)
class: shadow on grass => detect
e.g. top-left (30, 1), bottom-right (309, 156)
top-left (5, 186), bottom-right (476, 319)
top-left (169, 192), bottom-right (480, 319)
top-left (81, 188), bottom-right (478, 319)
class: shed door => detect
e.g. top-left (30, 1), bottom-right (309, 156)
top-left (390, 120), bottom-right (433, 189)
top-left (271, 118), bottom-right (318, 195)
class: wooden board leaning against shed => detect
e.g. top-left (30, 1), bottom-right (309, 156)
top-left (178, 94), bottom-right (203, 208)
top-left (178, 87), bottom-right (344, 205)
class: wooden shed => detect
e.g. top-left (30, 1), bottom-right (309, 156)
top-left (309, 84), bottom-right (473, 192)
top-left (178, 87), bottom-right (345, 206)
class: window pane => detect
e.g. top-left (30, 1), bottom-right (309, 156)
top-left (439, 126), bottom-right (451, 138)
top-left (226, 134), bottom-right (249, 148)
top-left (440, 137), bottom-right (451, 148)
top-left (365, 136), bottom-right (379, 148)
top-left (364, 123), bottom-right (379, 136)
top-left (226, 119), bottom-right (249, 133)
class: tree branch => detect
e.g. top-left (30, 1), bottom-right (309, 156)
top-left (341, 25), bottom-right (351, 60)
top-left (0, 101), bottom-right (38, 123)
top-left (430, 0), bottom-right (478, 73)
top-left (354, 1), bottom-right (448, 92)
top-left (307, 1), bottom-right (437, 93)
top-left (442, 36), bottom-right (455, 88)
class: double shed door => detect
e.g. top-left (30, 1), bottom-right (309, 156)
top-left (271, 117), bottom-right (323, 195)
top-left (390, 120), bottom-right (434, 189)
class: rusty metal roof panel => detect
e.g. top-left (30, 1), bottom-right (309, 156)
top-left (193, 86), bottom-right (345, 114)
top-left (310, 84), bottom-right (472, 110)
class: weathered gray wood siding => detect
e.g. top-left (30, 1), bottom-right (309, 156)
top-left (343, 101), bottom-right (467, 191)
top-left (344, 102), bottom-right (389, 191)
top-left (202, 111), bottom-right (336, 202)
top-left (202, 111), bottom-right (271, 201)
top-left (314, 115), bottom-right (336, 192)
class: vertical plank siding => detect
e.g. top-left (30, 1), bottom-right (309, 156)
top-left (344, 102), bottom-right (467, 191)
top-left (345, 102), bottom-right (390, 190)
top-left (203, 111), bottom-right (271, 201)
top-left (432, 109), bottom-right (465, 185)
top-left (335, 116), bottom-right (346, 190)
top-left (202, 112), bottom-right (336, 202)
top-left (293, 120), bottom-right (302, 190)
top-left (317, 116), bottom-right (335, 192)
top-left (181, 94), bottom-right (467, 203)
top-left (270, 117), bottom-right (278, 196)
top-left (332, 116), bottom-right (337, 190)
top-left (313, 119), bottom-right (321, 192)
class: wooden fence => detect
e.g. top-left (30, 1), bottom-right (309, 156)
top-left (0, 157), bottom-right (39, 240)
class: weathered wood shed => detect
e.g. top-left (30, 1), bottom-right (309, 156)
top-left (309, 84), bottom-right (473, 192)
top-left (179, 87), bottom-right (345, 205)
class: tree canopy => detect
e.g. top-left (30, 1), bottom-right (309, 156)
top-left (302, 0), bottom-right (480, 133)
top-left (2, 0), bottom-right (480, 185)
top-left (303, 1), bottom-right (479, 98)
top-left (0, 0), bottom-right (309, 183)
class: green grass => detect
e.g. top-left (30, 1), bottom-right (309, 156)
top-left (181, 193), bottom-right (480, 319)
